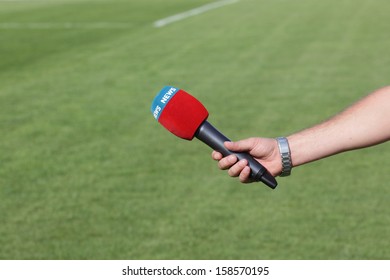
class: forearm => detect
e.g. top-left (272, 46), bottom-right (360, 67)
top-left (287, 86), bottom-right (390, 167)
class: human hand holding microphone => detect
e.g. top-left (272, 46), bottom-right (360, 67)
top-left (151, 86), bottom-right (278, 189)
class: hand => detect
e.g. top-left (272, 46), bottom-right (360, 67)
top-left (211, 137), bottom-right (282, 183)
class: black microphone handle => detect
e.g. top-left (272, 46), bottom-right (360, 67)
top-left (195, 120), bottom-right (277, 189)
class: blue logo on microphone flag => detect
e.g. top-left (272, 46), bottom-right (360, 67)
top-left (151, 86), bottom-right (179, 120)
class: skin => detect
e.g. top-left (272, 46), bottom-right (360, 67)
top-left (212, 86), bottom-right (390, 183)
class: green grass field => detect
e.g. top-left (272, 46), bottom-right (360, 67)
top-left (0, 0), bottom-right (389, 260)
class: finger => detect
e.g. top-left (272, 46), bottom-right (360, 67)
top-left (218, 155), bottom-right (238, 170)
top-left (211, 150), bottom-right (223, 161)
top-left (227, 159), bottom-right (248, 177)
top-left (224, 138), bottom-right (259, 152)
top-left (239, 166), bottom-right (252, 183)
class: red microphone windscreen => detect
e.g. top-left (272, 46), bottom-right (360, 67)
top-left (151, 86), bottom-right (209, 140)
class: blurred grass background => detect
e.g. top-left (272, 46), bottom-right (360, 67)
top-left (0, 0), bottom-right (389, 259)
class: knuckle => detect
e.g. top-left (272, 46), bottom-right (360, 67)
top-left (228, 167), bottom-right (238, 177)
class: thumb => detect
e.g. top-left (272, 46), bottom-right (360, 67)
top-left (224, 138), bottom-right (258, 152)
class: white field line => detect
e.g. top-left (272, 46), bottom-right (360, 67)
top-left (153, 0), bottom-right (240, 28)
top-left (0, 22), bottom-right (133, 29)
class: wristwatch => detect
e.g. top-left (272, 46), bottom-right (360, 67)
top-left (276, 137), bottom-right (292, 177)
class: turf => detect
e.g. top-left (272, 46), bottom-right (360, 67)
top-left (0, 0), bottom-right (389, 259)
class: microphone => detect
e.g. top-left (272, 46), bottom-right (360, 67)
top-left (151, 86), bottom-right (278, 189)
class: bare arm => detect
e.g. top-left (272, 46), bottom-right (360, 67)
top-left (212, 86), bottom-right (390, 182)
top-left (288, 85), bottom-right (390, 167)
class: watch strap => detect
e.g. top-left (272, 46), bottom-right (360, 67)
top-left (276, 137), bottom-right (292, 177)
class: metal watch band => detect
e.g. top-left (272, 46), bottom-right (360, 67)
top-left (276, 137), bottom-right (292, 177)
